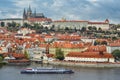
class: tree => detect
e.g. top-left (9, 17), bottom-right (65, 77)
top-left (112, 49), bottom-right (120, 61)
top-left (7, 22), bottom-right (12, 27)
top-left (94, 40), bottom-right (100, 45)
top-left (23, 22), bottom-right (29, 28)
top-left (81, 27), bottom-right (86, 32)
top-left (11, 22), bottom-right (17, 27)
top-left (1, 22), bottom-right (5, 27)
top-left (98, 27), bottom-right (102, 31)
top-left (55, 48), bottom-right (64, 60)
top-left (65, 27), bottom-right (69, 31)
top-left (24, 50), bottom-right (29, 59)
top-left (112, 37), bottom-right (117, 41)
top-left (0, 56), bottom-right (3, 62)
top-left (92, 26), bottom-right (97, 31)
top-left (88, 26), bottom-right (92, 30)
top-left (101, 41), bottom-right (107, 45)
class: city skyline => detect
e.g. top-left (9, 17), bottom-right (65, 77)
top-left (0, 0), bottom-right (120, 23)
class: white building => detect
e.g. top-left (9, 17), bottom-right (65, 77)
top-left (44, 35), bottom-right (54, 42)
top-left (52, 19), bottom-right (110, 30)
top-left (53, 20), bottom-right (88, 30)
top-left (65, 52), bottom-right (114, 63)
top-left (88, 19), bottom-right (109, 30)
top-left (107, 43), bottom-right (120, 53)
top-left (0, 18), bottom-right (23, 26)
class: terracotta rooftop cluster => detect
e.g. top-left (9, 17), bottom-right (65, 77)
top-left (50, 41), bottom-right (84, 48)
top-left (28, 18), bottom-right (52, 22)
top-left (57, 35), bottom-right (81, 41)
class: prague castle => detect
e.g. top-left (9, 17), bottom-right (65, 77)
top-left (0, 5), bottom-right (110, 30)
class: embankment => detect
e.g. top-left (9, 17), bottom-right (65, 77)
top-left (49, 61), bottom-right (120, 68)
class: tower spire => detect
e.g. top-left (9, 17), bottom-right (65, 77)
top-left (28, 4), bottom-right (32, 12)
top-left (27, 5), bottom-right (32, 19)
top-left (23, 8), bottom-right (27, 19)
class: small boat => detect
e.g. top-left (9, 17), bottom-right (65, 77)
top-left (21, 68), bottom-right (74, 74)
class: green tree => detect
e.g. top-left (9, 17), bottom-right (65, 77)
top-left (65, 27), bottom-right (69, 31)
top-left (98, 27), bottom-right (102, 31)
top-left (7, 22), bottom-right (12, 27)
top-left (1, 22), bottom-right (5, 27)
top-left (81, 27), bottom-right (86, 32)
top-left (0, 56), bottom-right (3, 62)
top-left (101, 41), bottom-right (107, 45)
top-left (11, 22), bottom-right (17, 27)
top-left (112, 37), bottom-right (117, 41)
top-left (23, 22), bottom-right (30, 28)
top-left (112, 49), bottom-right (120, 61)
top-left (55, 48), bottom-right (64, 60)
top-left (88, 26), bottom-right (92, 30)
top-left (92, 26), bottom-right (97, 31)
top-left (94, 40), bottom-right (100, 45)
top-left (24, 50), bottom-right (29, 59)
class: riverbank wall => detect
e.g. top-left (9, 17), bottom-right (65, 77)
top-left (49, 61), bottom-right (120, 68)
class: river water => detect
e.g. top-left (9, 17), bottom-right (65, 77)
top-left (0, 63), bottom-right (120, 80)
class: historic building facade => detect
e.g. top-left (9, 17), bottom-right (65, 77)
top-left (52, 19), bottom-right (110, 30)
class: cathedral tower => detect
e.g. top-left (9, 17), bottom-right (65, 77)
top-left (27, 5), bottom-right (32, 19)
top-left (23, 8), bottom-right (27, 20)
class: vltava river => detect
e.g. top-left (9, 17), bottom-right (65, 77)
top-left (0, 63), bottom-right (120, 80)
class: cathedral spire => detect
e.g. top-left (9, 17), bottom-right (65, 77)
top-left (23, 8), bottom-right (26, 15)
top-left (28, 4), bottom-right (32, 13)
top-left (27, 5), bottom-right (32, 19)
top-left (23, 8), bottom-right (27, 19)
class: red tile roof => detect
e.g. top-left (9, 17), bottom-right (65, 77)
top-left (12, 53), bottom-right (25, 58)
top-left (46, 54), bottom-right (54, 57)
top-left (66, 52), bottom-right (113, 58)
top-left (108, 43), bottom-right (120, 47)
top-left (87, 45), bottom-right (106, 52)
top-left (57, 35), bottom-right (81, 41)
top-left (39, 44), bottom-right (49, 48)
top-left (88, 22), bottom-right (108, 24)
top-left (54, 20), bottom-right (88, 22)
top-left (28, 18), bottom-right (52, 22)
top-left (50, 41), bottom-right (84, 48)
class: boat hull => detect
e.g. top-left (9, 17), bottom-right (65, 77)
top-left (21, 69), bottom-right (74, 74)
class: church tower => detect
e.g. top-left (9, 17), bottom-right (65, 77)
top-left (23, 8), bottom-right (27, 20)
top-left (105, 19), bottom-right (109, 23)
top-left (27, 5), bottom-right (32, 19)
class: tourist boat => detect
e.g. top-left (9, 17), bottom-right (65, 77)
top-left (21, 68), bottom-right (74, 74)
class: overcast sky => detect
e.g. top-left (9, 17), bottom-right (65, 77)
top-left (0, 0), bottom-right (120, 24)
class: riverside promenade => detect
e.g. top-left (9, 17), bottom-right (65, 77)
top-left (49, 61), bottom-right (120, 68)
